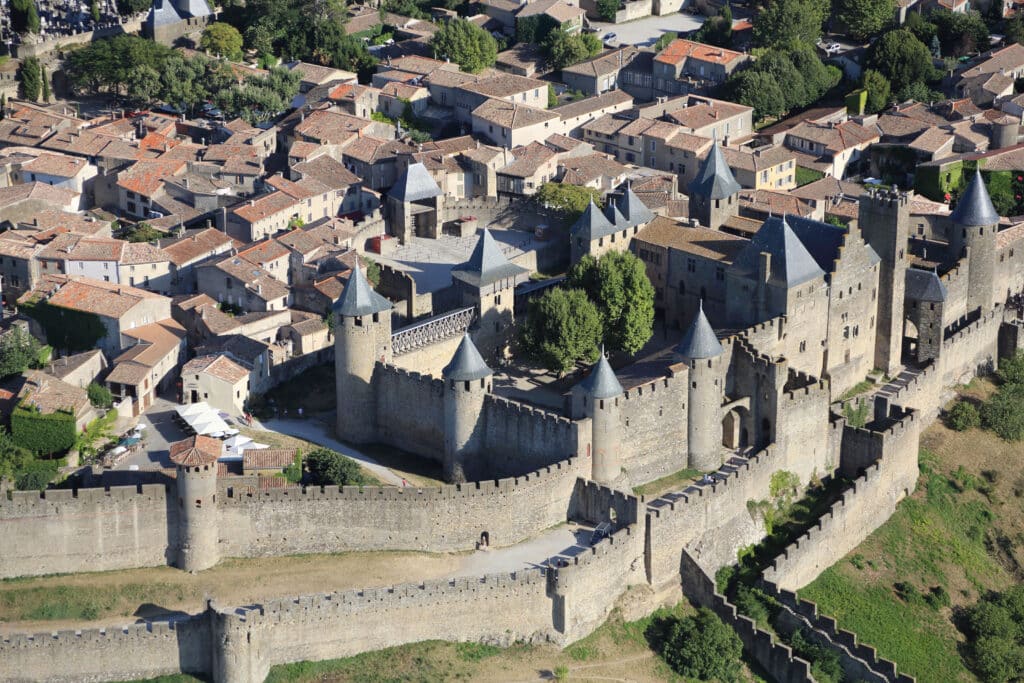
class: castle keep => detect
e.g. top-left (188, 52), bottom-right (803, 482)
top-left (4, 151), bottom-right (1024, 682)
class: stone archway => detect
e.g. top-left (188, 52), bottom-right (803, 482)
top-left (722, 405), bottom-right (752, 451)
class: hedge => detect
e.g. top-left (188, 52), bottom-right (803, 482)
top-left (11, 403), bottom-right (77, 455)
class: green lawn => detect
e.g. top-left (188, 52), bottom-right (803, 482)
top-left (633, 467), bottom-right (702, 498)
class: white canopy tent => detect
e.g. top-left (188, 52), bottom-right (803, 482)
top-left (176, 403), bottom-right (231, 436)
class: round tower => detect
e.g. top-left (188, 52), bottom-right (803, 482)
top-left (678, 303), bottom-right (724, 472)
top-left (442, 334), bottom-right (491, 483)
top-left (334, 263), bottom-right (392, 445)
top-left (578, 349), bottom-right (624, 484)
top-left (170, 436), bottom-right (221, 572)
top-left (952, 169), bottom-right (999, 313)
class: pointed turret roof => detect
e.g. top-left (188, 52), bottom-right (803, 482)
top-left (950, 169), bottom-right (999, 227)
top-left (332, 262), bottom-right (392, 317)
top-left (604, 198), bottom-right (628, 227)
top-left (389, 162), bottom-right (442, 203)
top-left (730, 215), bottom-right (825, 288)
top-left (571, 197), bottom-right (617, 240)
top-left (688, 138), bottom-right (741, 200)
top-left (578, 349), bottom-right (624, 399)
top-left (442, 333), bottom-right (492, 381)
top-left (677, 303), bottom-right (723, 360)
top-left (619, 182), bottom-right (655, 227)
top-left (905, 268), bottom-right (948, 303)
top-left (451, 228), bottom-right (528, 288)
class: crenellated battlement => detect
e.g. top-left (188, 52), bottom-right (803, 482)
top-left (622, 375), bottom-right (677, 401)
top-left (483, 395), bottom-right (573, 427)
top-left (0, 616), bottom-right (201, 650)
top-left (377, 363), bottom-right (445, 391)
top-left (0, 483), bottom-right (169, 515)
top-left (646, 447), bottom-right (777, 520)
top-left (942, 307), bottom-right (1001, 349)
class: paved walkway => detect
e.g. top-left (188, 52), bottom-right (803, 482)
top-left (254, 417), bottom-right (405, 486)
top-left (453, 524), bottom-right (595, 577)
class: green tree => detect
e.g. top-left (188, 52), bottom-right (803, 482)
top-left (729, 70), bottom-right (786, 121)
top-left (931, 8), bottom-right (989, 58)
top-left (87, 382), bottom-right (114, 409)
top-left (11, 0), bottom-right (41, 34)
top-left (861, 69), bottom-right (892, 114)
top-left (835, 0), bottom-right (894, 42)
top-left (18, 57), bottom-right (42, 102)
top-left (516, 14), bottom-right (559, 45)
top-left (981, 383), bottom-right (1024, 441)
top-left (91, 0), bottom-right (101, 23)
top-left (691, 5), bottom-right (732, 47)
top-left (661, 608), bottom-right (743, 681)
top-left (753, 0), bottom-right (824, 46)
top-left (866, 28), bottom-right (937, 93)
top-left (40, 66), bottom-right (50, 102)
top-left (543, 29), bottom-right (595, 70)
top-left (895, 80), bottom-right (943, 104)
top-left (654, 32), bottom-right (678, 51)
top-left (904, 11), bottom-right (937, 45)
top-left (305, 447), bottom-right (369, 486)
top-left (201, 22), bottom-right (245, 61)
top-left (520, 288), bottom-right (602, 374)
top-left (998, 350), bottom-right (1024, 384)
top-left (568, 251), bottom-right (655, 356)
top-left (788, 42), bottom-right (841, 102)
top-left (0, 327), bottom-right (41, 379)
top-left (964, 585), bottom-right (1024, 683)
top-left (756, 50), bottom-right (808, 112)
top-left (1006, 15), bottom-right (1024, 47)
top-left (429, 18), bottom-right (497, 74)
top-left (547, 83), bottom-right (558, 107)
top-left (597, 0), bottom-right (620, 21)
top-left (536, 182), bottom-right (602, 218)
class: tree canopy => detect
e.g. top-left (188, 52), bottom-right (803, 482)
top-left (930, 8), bottom-right (989, 58)
top-left (597, 0), bottom-right (621, 21)
top-left (835, 0), bottom-right (894, 43)
top-left (0, 327), bottom-right (42, 379)
top-left (305, 447), bottom-right (370, 486)
top-left (18, 57), bottom-right (42, 103)
top-left (729, 70), bottom-right (786, 121)
top-left (536, 182), bottom-right (602, 218)
top-left (725, 43), bottom-right (839, 121)
top-left (691, 4), bottom-right (732, 48)
top-left (520, 288), bottom-right (602, 374)
top-left (861, 69), bottom-right (892, 115)
top-left (963, 585), bottom-right (1024, 682)
top-left (201, 22), bottom-right (245, 61)
top-left (568, 251), bottom-right (655, 356)
top-left (752, 0), bottom-right (827, 47)
top-left (660, 607), bottom-right (743, 681)
top-left (11, 0), bottom-right (41, 34)
top-left (429, 18), bottom-right (498, 74)
top-left (866, 29), bottom-right (937, 94)
top-left (544, 29), bottom-right (603, 70)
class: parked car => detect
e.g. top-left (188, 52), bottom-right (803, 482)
top-left (604, 32), bottom-right (617, 41)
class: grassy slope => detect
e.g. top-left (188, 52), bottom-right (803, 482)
top-left (800, 379), bottom-right (1020, 683)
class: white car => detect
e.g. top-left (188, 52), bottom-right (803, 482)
top-left (824, 42), bottom-right (841, 53)
top-left (604, 32), bottom-right (617, 41)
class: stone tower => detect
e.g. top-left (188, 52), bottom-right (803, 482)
top-left (577, 349), bottom-right (624, 484)
top-left (169, 436), bottom-right (221, 572)
top-left (386, 162), bottom-right (444, 244)
top-left (569, 197), bottom-right (615, 265)
top-left (678, 303), bottom-right (724, 472)
top-left (442, 333), bottom-right (491, 483)
top-left (905, 269), bottom-right (947, 364)
top-left (952, 169), bottom-right (999, 313)
top-left (688, 137), bottom-right (741, 230)
top-left (858, 187), bottom-right (910, 375)
top-left (451, 229), bottom-right (527, 360)
top-left (334, 262), bottom-right (393, 445)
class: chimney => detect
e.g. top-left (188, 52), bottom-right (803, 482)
top-left (249, 199), bottom-right (255, 206)
top-left (183, 177), bottom-right (189, 188)
top-left (192, 234), bottom-right (198, 241)
top-left (256, 283), bottom-right (262, 294)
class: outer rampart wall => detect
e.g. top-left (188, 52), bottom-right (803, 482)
top-left (479, 396), bottom-right (581, 478)
top-left (776, 373), bottom-right (836, 483)
top-left (0, 485), bottom-right (174, 579)
top-left (218, 459), bottom-right (583, 556)
top-left (762, 409), bottom-right (920, 591)
top-left (0, 617), bottom-right (209, 683)
top-left (374, 363), bottom-right (445, 460)
top-left (940, 307), bottom-right (1001, 386)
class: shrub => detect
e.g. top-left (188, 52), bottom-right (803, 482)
top-left (734, 585), bottom-right (778, 626)
top-left (964, 586), bottom-right (1024, 682)
top-left (14, 458), bottom-right (58, 490)
top-left (997, 351), bottom-right (1024, 385)
top-left (660, 607), bottom-right (743, 681)
top-left (981, 384), bottom-right (1024, 441)
top-left (925, 585), bottom-right (951, 611)
top-left (87, 382), bottom-right (113, 409)
top-left (10, 404), bottom-right (76, 455)
top-left (790, 629), bottom-right (843, 683)
top-left (0, 326), bottom-right (42, 378)
top-left (947, 401), bottom-right (980, 431)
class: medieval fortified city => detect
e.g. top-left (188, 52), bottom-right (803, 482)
top-left (6, 0), bottom-right (1024, 681)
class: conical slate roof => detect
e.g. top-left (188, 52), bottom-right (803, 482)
top-left (332, 262), bottom-right (392, 317)
top-left (605, 198), bottom-right (628, 227)
top-left (578, 350), bottom-right (623, 399)
top-left (905, 268), bottom-right (947, 303)
top-left (950, 169), bottom-right (999, 227)
top-left (688, 139), bottom-right (741, 200)
top-left (451, 228), bottom-right (528, 288)
top-left (619, 182), bottom-right (655, 227)
top-left (389, 162), bottom-right (442, 203)
top-left (571, 197), bottom-right (616, 240)
top-left (677, 303), bottom-right (723, 360)
top-left (443, 333), bottom-right (492, 381)
top-left (731, 215), bottom-right (825, 288)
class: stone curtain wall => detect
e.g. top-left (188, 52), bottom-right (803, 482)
top-left (619, 374), bottom-right (689, 482)
top-left (479, 396), bottom-right (581, 478)
top-left (0, 485), bottom-right (174, 579)
top-left (218, 458), bottom-right (583, 556)
top-left (373, 364), bottom-right (446, 460)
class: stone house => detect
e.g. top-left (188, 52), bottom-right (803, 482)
top-left (651, 40), bottom-right (750, 97)
top-left (379, 82), bottom-right (431, 119)
top-left (782, 120), bottom-right (879, 178)
top-left (41, 349), bottom-right (108, 390)
top-left (196, 256), bottom-right (292, 313)
top-left (13, 152), bottom-right (98, 197)
top-left (561, 48), bottom-right (641, 96)
top-left (236, 240), bottom-right (292, 285)
top-left (34, 234), bottom-right (174, 295)
top-left (181, 353), bottom-right (251, 415)
top-left (160, 228), bottom-right (241, 294)
top-left (680, 143), bottom-right (797, 193)
top-left (16, 370), bottom-right (97, 433)
top-left (106, 319), bottom-right (188, 416)
top-left (471, 99), bottom-right (560, 149)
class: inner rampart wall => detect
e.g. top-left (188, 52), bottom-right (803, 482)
top-left (0, 485), bottom-right (174, 579)
top-left (374, 364), bottom-right (445, 460)
top-left (618, 373), bottom-right (688, 482)
top-left (478, 396), bottom-right (581, 478)
top-left (218, 459), bottom-right (582, 556)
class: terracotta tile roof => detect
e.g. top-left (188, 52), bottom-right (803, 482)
top-left (962, 43), bottom-right (1024, 79)
top-left (210, 256), bottom-right (290, 300)
top-left (232, 191), bottom-right (302, 224)
top-left (516, 0), bottom-right (584, 21)
top-left (17, 209), bottom-right (110, 236)
top-left (238, 238), bottom-right (291, 265)
top-left (25, 275), bottom-right (165, 319)
top-left (718, 144), bottom-right (795, 174)
top-left (0, 182), bottom-right (79, 208)
top-left (665, 101), bottom-right (751, 131)
top-left (654, 39), bottom-right (745, 67)
top-left (122, 242), bottom-right (171, 265)
top-left (560, 153), bottom-right (626, 185)
top-left (499, 142), bottom-right (557, 177)
top-left (472, 98), bottom-right (558, 128)
top-left (18, 370), bottom-right (90, 416)
top-left (738, 188), bottom-right (816, 217)
top-left (785, 120), bottom-right (878, 154)
top-left (294, 110), bottom-right (372, 144)
top-left (998, 221), bottom-right (1024, 249)
top-left (169, 435), bottom-right (222, 466)
top-left (381, 81), bottom-right (427, 99)
top-left (789, 176), bottom-right (864, 201)
top-left (554, 90), bottom-right (633, 120)
top-left (161, 228), bottom-right (239, 266)
top-left (184, 353), bottom-right (250, 384)
top-left (562, 47), bottom-right (639, 78)
top-left (635, 216), bottom-right (745, 262)
top-left (38, 234), bottom-right (122, 262)
top-left (117, 159), bottom-right (187, 196)
top-left (21, 152), bottom-right (90, 178)
top-left (243, 448), bottom-right (297, 470)
top-left (463, 73), bottom-right (548, 99)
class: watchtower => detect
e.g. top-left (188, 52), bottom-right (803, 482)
top-left (858, 187), bottom-right (910, 375)
top-left (442, 334), bottom-right (491, 483)
top-left (451, 229), bottom-right (527, 360)
top-left (577, 349), bottom-right (624, 484)
top-left (678, 303), bottom-right (725, 472)
top-left (951, 170), bottom-right (999, 314)
top-left (386, 162), bottom-right (444, 244)
top-left (169, 436), bottom-right (221, 572)
top-left (688, 137), bottom-right (741, 231)
top-left (334, 263), bottom-right (392, 445)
